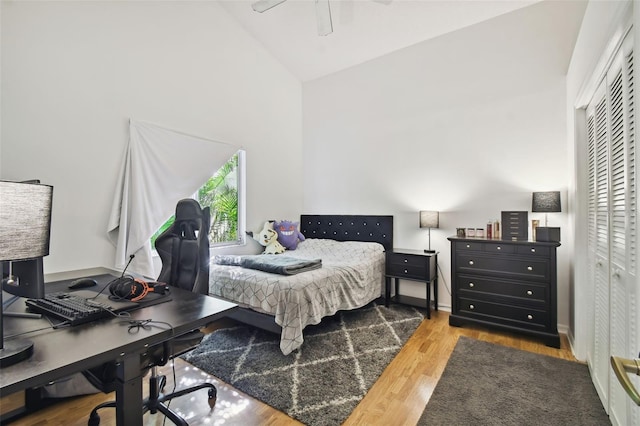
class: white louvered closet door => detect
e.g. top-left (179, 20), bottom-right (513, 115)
top-left (586, 30), bottom-right (638, 426)
top-left (588, 80), bottom-right (611, 413)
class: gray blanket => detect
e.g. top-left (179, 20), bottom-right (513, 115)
top-left (214, 255), bottom-right (322, 275)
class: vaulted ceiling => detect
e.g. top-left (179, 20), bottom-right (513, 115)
top-left (219, 0), bottom-right (545, 81)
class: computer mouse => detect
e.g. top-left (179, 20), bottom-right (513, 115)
top-left (68, 278), bottom-right (98, 289)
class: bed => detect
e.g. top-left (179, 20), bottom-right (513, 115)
top-left (209, 214), bottom-right (393, 355)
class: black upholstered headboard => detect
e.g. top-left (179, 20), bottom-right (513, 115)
top-left (300, 215), bottom-right (393, 251)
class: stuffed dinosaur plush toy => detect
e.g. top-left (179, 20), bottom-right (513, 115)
top-left (250, 221), bottom-right (286, 254)
top-left (274, 220), bottom-right (305, 250)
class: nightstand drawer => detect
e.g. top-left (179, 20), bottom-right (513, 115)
top-left (385, 249), bottom-right (438, 318)
top-left (387, 253), bottom-right (425, 267)
top-left (456, 275), bottom-right (547, 306)
top-left (386, 263), bottom-right (427, 280)
top-left (386, 251), bottom-right (435, 281)
top-left (457, 297), bottom-right (549, 329)
top-left (456, 254), bottom-right (549, 281)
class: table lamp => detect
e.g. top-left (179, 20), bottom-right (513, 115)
top-left (0, 180), bottom-right (53, 368)
top-left (420, 210), bottom-right (439, 253)
top-left (531, 191), bottom-right (561, 242)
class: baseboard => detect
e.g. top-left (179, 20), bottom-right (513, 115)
top-left (44, 266), bottom-right (119, 283)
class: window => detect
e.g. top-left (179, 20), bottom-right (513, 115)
top-left (151, 150), bottom-right (246, 248)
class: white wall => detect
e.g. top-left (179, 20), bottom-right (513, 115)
top-left (566, 0), bottom-right (634, 360)
top-left (0, 1), bottom-right (303, 275)
top-left (302, 1), bottom-right (587, 331)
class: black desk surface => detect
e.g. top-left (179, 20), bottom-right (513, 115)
top-left (1, 274), bottom-right (237, 396)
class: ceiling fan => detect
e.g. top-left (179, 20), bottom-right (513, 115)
top-left (252, 0), bottom-right (392, 36)
top-left (252, 0), bottom-right (334, 36)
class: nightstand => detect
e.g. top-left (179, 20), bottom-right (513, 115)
top-left (385, 249), bottom-right (438, 319)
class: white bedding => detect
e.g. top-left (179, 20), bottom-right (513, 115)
top-left (209, 238), bottom-right (385, 355)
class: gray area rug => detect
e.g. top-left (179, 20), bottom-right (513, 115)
top-left (419, 336), bottom-right (610, 426)
top-left (182, 301), bottom-right (425, 426)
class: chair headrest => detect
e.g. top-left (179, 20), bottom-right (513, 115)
top-left (169, 199), bottom-right (210, 241)
top-left (175, 199), bottom-right (205, 223)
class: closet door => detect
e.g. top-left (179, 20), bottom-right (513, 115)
top-left (608, 40), bottom-right (638, 426)
top-left (587, 81), bottom-right (611, 410)
top-left (586, 32), bottom-right (638, 426)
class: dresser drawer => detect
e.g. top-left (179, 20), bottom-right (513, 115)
top-left (457, 241), bottom-right (517, 254)
top-left (457, 297), bottom-right (549, 330)
top-left (456, 275), bottom-right (547, 306)
top-left (457, 241), bottom-right (552, 257)
top-left (456, 254), bottom-right (549, 281)
top-left (516, 245), bottom-right (550, 257)
top-left (456, 241), bottom-right (484, 251)
top-left (481, 243), bottom-right (515, 254)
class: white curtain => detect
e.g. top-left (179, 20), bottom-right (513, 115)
top-left (107, 119), bottom-right (239, 277)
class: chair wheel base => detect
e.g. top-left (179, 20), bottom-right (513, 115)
top-left (208, 387), bottom-right (217, 408)
top-left (87, 380), bottom-right (217, 424)
top-left (88, 412), bottom-right (100, 426)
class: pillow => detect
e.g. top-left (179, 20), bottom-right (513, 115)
top-left (274, 220), bottom-right (305, 250)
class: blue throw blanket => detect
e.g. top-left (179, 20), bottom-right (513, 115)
top-left (214, 255), bottom-right (322, 275)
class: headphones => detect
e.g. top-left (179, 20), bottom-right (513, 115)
top-left (108, 276), bottom-right (169, 302)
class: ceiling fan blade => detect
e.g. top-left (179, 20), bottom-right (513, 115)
top-left (252, 0), bottom-right (287, 13)
top-left (315, 0), bottom-right (333, 36)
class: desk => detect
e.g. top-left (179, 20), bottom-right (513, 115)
top-left (0, 274), bottom-right (237, 425)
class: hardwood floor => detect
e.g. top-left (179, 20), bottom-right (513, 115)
top-left (1, 310), bottom-right (576, 425)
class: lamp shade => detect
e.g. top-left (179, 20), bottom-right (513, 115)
top-left (532, 191), bottom-right (561, 213)
top-left (420, 211), bottom-right (439, 229)
top-left (0, 181), bottom-right (53, 261)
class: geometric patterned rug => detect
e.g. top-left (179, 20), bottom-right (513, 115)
top-left (182, 301), bottom-right (425, 426)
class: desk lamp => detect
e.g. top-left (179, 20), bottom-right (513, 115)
top-left (531, 191), bottom-right (561, 242)
top-left (0, 181), bottom-right (53, 368)
top-left (420, 210), bottom-right (439, 253)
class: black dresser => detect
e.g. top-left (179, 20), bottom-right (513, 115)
top-left (448, 236), bottom-right (561, 347)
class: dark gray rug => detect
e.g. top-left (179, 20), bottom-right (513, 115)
top-left (182, 301), bottom-right (425, 426)
top-left (419, 336), bottom-right (610, 426)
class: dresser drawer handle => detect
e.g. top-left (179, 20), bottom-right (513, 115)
top-left (469, 282), bottom-right (474, 288)
top-left (469, 260), bottom-right (474, 265)
top-left (527, 290), bottom-right (533, 296)
top-left (527, 266), bottom-right (533, 271)
top-left (404, 259), bottom-right (408, 263)
top-left (466, 244), bottom-right (471, 248)
top-left (404, 269), bottom-right (408, 274)
top-left (469, 304), bottom-right (475, 310)
top-left (497, 246), bottom-right (501, 250)
top-left (531, 248), bottom-right (536, 253)
top-left (527, 314), bottom-right (533, 320)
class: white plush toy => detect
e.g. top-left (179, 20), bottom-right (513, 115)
top-left (251, 221), bottom-right (286, 254)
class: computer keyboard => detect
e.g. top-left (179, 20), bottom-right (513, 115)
top-left (26, 292), bottom-right (113, 326)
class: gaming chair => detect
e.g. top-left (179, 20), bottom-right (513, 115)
top-left (86, 199), bottom-right (215, 426)
top-left (155, 198), bottom-right (211, 295)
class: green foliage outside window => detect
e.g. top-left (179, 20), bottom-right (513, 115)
top-left (151, 153), bottom-right (240, 248)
